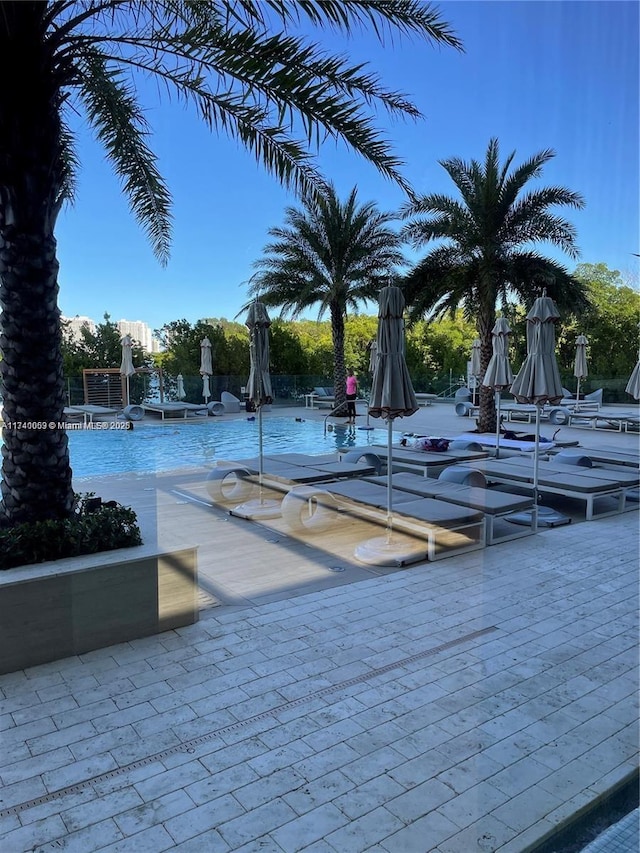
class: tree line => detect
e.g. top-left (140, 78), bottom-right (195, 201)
top-left (63, 262), bottom-right (638, 400)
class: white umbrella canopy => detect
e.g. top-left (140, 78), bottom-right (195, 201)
top-left (510, 293), bottom-right (565, 529)
top-left (482, 318), bottom-right (513, 458)
top-left (176, 374), bottom-right (186, 400)
top-left (368, 340), bottom-right (378, 375)
top-left (625, 354), bottom-right (640, 401)
top-left (573, 334), bottom-right (588, 410)
top-left (199, 337), bottom-right (213, 402)
top-left (357, 285), bottom-right (422, 566)
top-left (120, 334), bottom-right (136, 405)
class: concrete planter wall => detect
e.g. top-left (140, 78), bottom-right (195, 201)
top-left (0, 544), bottom-right (198, 675)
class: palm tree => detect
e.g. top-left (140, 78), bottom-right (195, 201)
top-left (0, 1), bottom-right (461, 526)
top-left (248, 186), bottom-right (404, 414)
top-left (401, 137), bottom-right (589, 433)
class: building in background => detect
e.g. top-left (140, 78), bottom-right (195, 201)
top-left (116, 319), bottom-right (154, 351)
top-left (61, 315), bottom-right (96, 341)
top-left (61, 315), bottom-right (162, 351)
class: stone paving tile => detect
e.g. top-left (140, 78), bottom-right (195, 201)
top-left (269, 803), bottom-right (349, 853)
top-left (98, 822), bottom-right (177, 852)
top-left (281, 769), bottom-right (354, 817)
top-left (217, 797), bottom-right (298, 849)
top-left (379, 808), bottom-right (461, 852)
top-left (32, 817), bottom-right (125, 852)
top-left (113, 789), bottom-right (195, 837)
top-left (324, 805), bottom-right (405, 852)
top-left (163, 793), bottom-right (244, 844)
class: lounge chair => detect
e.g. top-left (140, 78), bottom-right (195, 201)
top-left (343, 444), bottom-right (487, 478)
top-left (280, 479), bottom-right (486, 562)
top-left (220, 392), bottom-right (242, 413)
top-left (549, 446), bottom-right (640, 469)
top-left (63, 407), bottom-right (88, 424)
top-left (142, 402), bottom-right (206, 420)
top-left (467, 457), bottom-right (630, 520)
top-left (312, 387), bottom-right (337, 409)
top-left (67, 405), bottom-right (120, 423)
top-left (453, 431), bottom-right (560, 453)
top-left (415, 393), bottom-right (438, 407)
top-left (363, 470), bottom-right (536, 546)
top-left (206, 452), bottom-right (380, 511)
top-left (565, 409), bottom-right (640, 432)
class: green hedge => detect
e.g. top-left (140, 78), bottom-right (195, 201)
top-left (0, 494), bottom-right (142, 570)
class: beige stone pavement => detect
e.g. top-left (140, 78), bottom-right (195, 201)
top-left (0, 402), bottom-right (638, 852)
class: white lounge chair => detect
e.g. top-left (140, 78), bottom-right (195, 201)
top-left (220, 392), bottom-right (242, 413)
top-left (67, 405), bottom-right (120, 423)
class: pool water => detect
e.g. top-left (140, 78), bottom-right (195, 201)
top-left (63, 417), bottom-right (386, 479)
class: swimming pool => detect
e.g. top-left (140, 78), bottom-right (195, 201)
top-left (55, 417), bottom-right (387, 479)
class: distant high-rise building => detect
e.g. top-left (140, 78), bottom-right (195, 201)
top-left (61, 315), bottom-right (96, 341)
top-left (116, 319), bottom-right (163, 352)
top-left (61, 315), bottom-right (162, 352)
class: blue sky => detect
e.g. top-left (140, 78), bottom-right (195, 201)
top-left (55, 0), bottom-right (639, 333)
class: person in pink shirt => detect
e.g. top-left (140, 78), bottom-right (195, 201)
top-left (345, 368), bottom-right (358, 423)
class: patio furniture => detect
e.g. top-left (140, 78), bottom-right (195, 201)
top-left (364, 470), bottom-right (536, 546)
top-left (220, 391), bottom-right (242, 413)
top-left (67, 405), bottom-right (120, 423)
top-left (280, 479), bottom-right (486, 562)
top-left (467, 457), bottom-right (630, 520)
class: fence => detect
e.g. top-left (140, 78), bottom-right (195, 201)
top-left (59, 372), bottom-right (636, 407)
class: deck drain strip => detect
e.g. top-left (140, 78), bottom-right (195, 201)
top-left (1, 625), bottom-right (496, 819)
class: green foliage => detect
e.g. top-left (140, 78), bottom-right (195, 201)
top-left (0, 494), bottom-right (142, 571)
top-left (565, 263), bottom-right (639, 378)
top-left (248, 185), bottom-right (404, 402)
top-left (401, 137), bottom-right (589, 430)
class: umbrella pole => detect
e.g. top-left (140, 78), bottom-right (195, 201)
top-left (258, 404), bottom-right (264, 499)
top-left (386, 418), bottom-right (393, 539)
top-left (575, 377), bottom-right (580, 413)
top-left (495, 391), bottom-right (501, 459)
top-left (532, 405), bottom-right (541, 534)
top-left (126, 375), bottom-right (130, 407)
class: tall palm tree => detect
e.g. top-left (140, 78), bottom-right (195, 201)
top-left (248, 186), bottom-right (404, 413)
top-left (401, 137), bottom-right (589, 433)
top-left (0, 1), bottom-right (461, 526)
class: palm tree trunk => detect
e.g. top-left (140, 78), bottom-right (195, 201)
top-left (330, 302), bottom-right (348, 415)
top-left (0, 7), bottom-right (73, 525)
top-left (0, 228), bottom-right (74, 525)
top-left (476, 307), bottom-right (497, 434)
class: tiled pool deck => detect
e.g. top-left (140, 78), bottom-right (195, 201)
top-left (0, 403), bottom-right (638, 852)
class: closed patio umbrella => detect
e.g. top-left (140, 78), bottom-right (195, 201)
top-left (470, 338), bottom-right (481, 405)
top-left (120, 334), bottom-right (136, 406)
top-left (573, 334), bottom-right (588, 411)
top-left (176, 374), bottom-right (186, 400)
top-left (233, 300), bottom-right (279, 519)
top-left (357, 285), bottom-right (421, 566)
top-left (625, 354), bottom-right (640, 400)
top-left (199, 337), bottom-right (213, 402)
top-left (482, 318), bottom-right (513, 459)
top-left (510, 292), bottom-right (566, 530)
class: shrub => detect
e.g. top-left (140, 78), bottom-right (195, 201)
top-left (0, 493), bottom-right (142, 570)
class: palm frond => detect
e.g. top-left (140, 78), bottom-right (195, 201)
top-left (75, 49), bottom-right (172, 263)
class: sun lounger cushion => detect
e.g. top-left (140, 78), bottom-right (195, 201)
top-left (321, 480), bottom-right (483, 525)
top-left (365, 473), bottom-right (533, 516)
